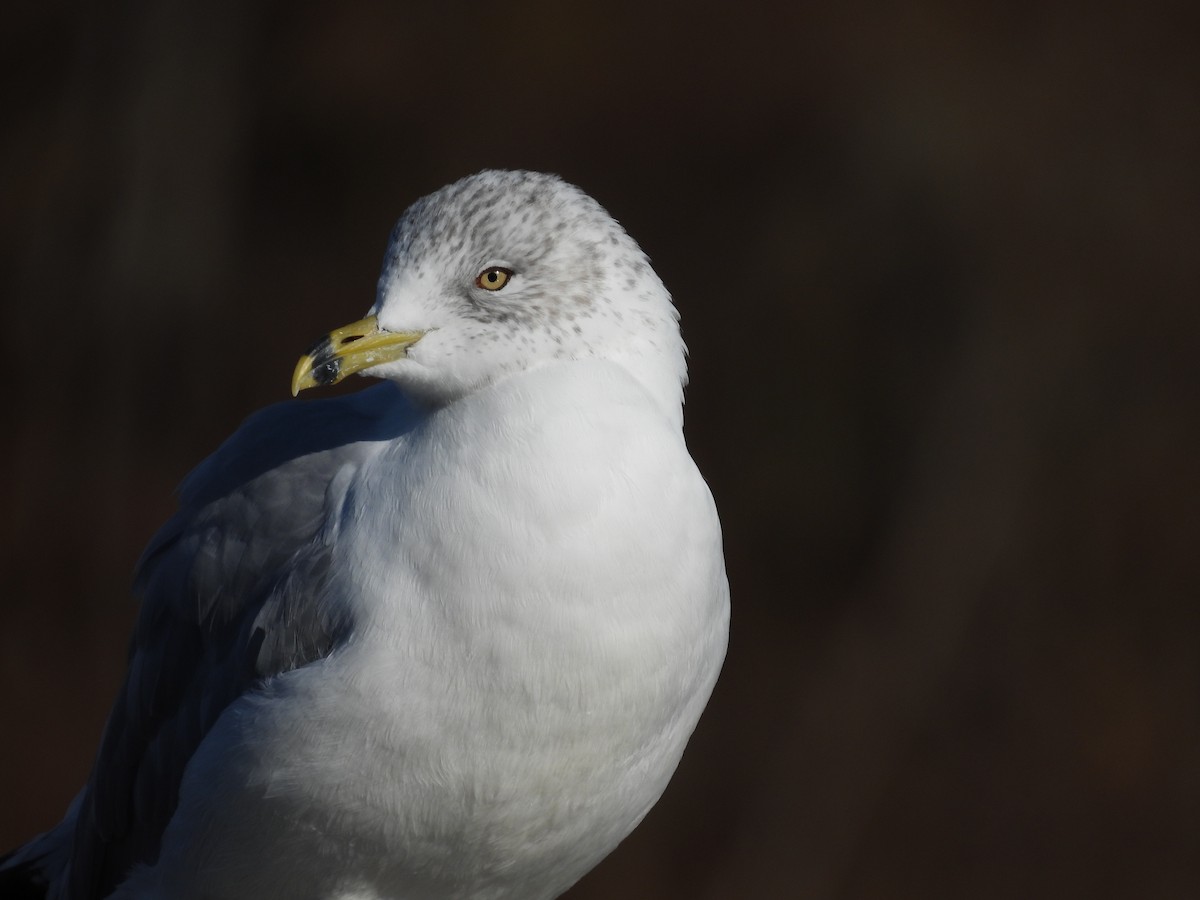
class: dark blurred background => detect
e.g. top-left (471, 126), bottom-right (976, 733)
top-left (2, 2), bottom-right (1198, 897)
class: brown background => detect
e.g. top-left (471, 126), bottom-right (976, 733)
top-left (2, 2), bottom-right (1197, 898)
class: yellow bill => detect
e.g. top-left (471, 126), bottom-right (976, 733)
top-left (291, 316), bottom-right (424, 396)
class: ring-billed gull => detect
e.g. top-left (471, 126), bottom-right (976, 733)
top-left (1, 170), bottom-right (729, 900)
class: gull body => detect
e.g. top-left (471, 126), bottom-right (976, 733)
top-left (1, 171), bottom-right (729, 899)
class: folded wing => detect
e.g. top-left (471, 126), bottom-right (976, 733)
top-left (62, 384), bottom-right (417, 899)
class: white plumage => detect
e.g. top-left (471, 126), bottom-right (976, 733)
top-left (1, 170), bottom-right (729, 900)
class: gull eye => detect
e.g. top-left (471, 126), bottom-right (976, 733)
top-left (475, 266), bottom-right (513, 291)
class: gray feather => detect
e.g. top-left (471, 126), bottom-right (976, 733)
top-left (64, 383), bottom-right (418, 900)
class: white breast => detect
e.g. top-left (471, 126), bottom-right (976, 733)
top-left (122, 361), bottom-right (728, 900)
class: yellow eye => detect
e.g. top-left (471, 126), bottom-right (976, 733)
top-left (475, 266), bottom-right (513, 291)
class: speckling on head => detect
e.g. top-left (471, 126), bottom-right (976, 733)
top-left (369, 170), bottom-right (688, 421)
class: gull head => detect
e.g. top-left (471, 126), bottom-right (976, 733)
top-left (293, 170), bottom-right (687, 414)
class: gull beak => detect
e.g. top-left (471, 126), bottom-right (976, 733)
top-left (291, 316), bottom-right (425, 396)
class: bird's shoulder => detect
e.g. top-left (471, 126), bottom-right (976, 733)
top-left (65, 382), bottom-right (420, 900)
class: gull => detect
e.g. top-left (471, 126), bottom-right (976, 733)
top-left (0, 170), bottom-right (729, 900)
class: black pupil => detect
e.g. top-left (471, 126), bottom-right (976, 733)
top-left (488, 271), bottom-right (499, 282)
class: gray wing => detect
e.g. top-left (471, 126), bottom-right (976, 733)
top-left (63, 383), bottom-right (418, 900)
